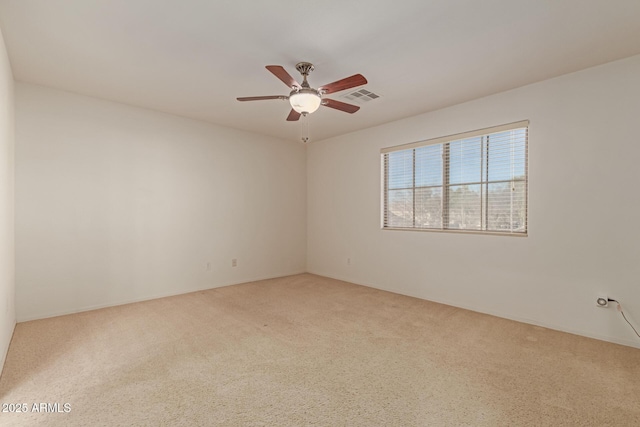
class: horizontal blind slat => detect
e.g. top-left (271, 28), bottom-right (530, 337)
top-left (381, 120), bottom-right (529, 153)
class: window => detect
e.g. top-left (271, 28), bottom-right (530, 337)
top-left (382, 121), bottom-right (528, 235)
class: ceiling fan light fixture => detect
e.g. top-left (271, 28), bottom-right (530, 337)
top-left (237, 63), bottom-right (366, 123)
top-left (289, 89), bottom-right (321, 114)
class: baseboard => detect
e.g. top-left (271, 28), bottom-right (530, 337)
top-left (17, 270), bottom-right (307, 323)
top-left (307, 270), bottom-right (640, 350)
top-left (17, 269), bottom-right (640, 350)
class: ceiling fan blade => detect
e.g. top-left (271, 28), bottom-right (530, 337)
top-left (322, 98), bottom-right (360, 114)
top-left (266, 65), bottom-right (301, 89)
top-left (319, 74), bottom-right (367, 95)
top-left (286, 109), bottom-right (301, 121)
top-left (237, 95), bottom-right (287, 101)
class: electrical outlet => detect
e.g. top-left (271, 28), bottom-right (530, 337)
top-left (596, 296), bottom-right (608, 307)
top-left (232, 259), bottom-right (237, 267)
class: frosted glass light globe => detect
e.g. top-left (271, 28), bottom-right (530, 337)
top-left (289, 89), bottom-right (321, 114)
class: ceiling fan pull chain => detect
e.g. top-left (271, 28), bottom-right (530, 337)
top-left (301, 113), bottom-right (310, 143)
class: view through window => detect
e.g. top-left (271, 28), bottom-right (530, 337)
top-left (382, 121), bottom-right (528, 234)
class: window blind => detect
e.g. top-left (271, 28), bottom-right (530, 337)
top-left (382, 121), bottom-right (528, 235)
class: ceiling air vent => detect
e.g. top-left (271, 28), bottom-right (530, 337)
top-left (341, 88), bottom-right (381, 104)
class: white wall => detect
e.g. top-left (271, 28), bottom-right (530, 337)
top-left (308, 54), bottom-right (640, 348)
top-left (0, 28), bottom-right (15, 372)
top-left (15, 84), bottom-right (306, 321)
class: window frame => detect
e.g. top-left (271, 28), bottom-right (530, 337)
top-left (381, 121), bottom-right (529, 236)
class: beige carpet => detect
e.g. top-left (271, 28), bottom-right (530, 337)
top-left (0, 274), bottom-right (638, 426)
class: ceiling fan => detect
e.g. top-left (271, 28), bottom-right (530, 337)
top-left (237, 62), bottom-right (367, 121)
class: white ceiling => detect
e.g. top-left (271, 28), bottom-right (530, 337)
top-left (1, 0), bottom-right (640, 142)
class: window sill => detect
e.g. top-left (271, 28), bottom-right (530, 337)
top-left (381, 227), bottom-right (528, 237)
